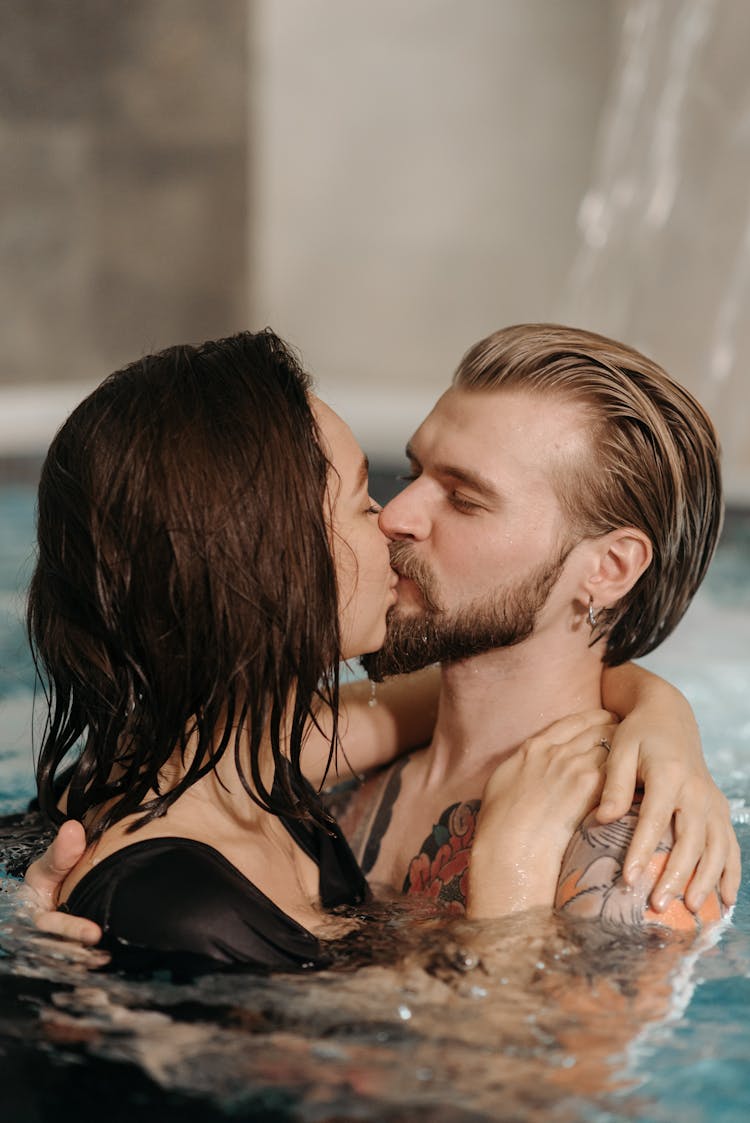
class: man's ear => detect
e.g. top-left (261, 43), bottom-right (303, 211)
top-left (585, 528), bottom-right (653, 607)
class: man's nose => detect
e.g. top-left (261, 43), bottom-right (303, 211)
top-left (379, 481), bottom-right (430, 540)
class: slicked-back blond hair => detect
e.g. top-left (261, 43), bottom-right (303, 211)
top-left (454, 323), bottom-right (723, 665)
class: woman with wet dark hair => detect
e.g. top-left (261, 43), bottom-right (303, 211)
top-left (28, 329), bottom-right (401, 971)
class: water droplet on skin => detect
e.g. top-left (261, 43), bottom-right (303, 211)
top-left (397, 1004), bottom-right (412, 1021)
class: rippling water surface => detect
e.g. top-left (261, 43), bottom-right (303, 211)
top-left (1, 487), bottom-right (749, 1123)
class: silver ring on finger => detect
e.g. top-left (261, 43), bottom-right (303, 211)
top-left (599, 738), bottom-right (611, 753)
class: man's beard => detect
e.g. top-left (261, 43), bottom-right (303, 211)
top-left (362, 540), bottom-right (572, 681)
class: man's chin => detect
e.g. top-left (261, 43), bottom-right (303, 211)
top-left (363, 549), bottom-right (569, 681)
top-left (360, 649), bottom-right (436, 683)
top-left (360, 610), bottom-right (447, 681)
top-left (360, 610), bottom-right (538, 681)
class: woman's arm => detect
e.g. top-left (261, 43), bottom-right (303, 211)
top-left (600, 663), bottom-right (740, 911)
top-left (303, 667), bottom-right (440, 789)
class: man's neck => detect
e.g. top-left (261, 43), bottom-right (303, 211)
top-left (424, 633), bottom-right (604, 789)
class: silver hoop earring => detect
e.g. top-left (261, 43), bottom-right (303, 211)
top-left (588, 596), bottom-right (598, 629)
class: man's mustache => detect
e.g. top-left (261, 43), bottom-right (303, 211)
top-left (388, 541), bottom-right (443, 614)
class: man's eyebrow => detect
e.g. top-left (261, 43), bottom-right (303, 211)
top-left (405, 443), bottom-right (500, 502)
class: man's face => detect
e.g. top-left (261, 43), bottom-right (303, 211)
top-left (362, 386), bottom-right (589, 679)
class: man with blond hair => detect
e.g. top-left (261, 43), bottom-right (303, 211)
top-left (336, 323), bottom-right (735, 924)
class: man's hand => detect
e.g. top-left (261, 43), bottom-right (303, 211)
top-left (23, 820), bottom-right (102, 945)
top-left (598, 712), bottom-right (740, 914)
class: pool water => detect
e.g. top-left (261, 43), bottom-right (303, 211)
top-left (1, 485), bottom-right (749, 1123)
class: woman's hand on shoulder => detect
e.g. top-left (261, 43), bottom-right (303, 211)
top-left (466, 710), bottom-right (615, 918)
top-left (23, 820), bottom-right (102, 945)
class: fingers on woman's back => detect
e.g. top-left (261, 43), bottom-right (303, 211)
top-left (24, 820), bottom-right (87, 899)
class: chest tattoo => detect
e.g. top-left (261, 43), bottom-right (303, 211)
top-left (402, 799), bottom-right (481, 913)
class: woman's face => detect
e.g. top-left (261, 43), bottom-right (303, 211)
top-left (312, 398), bottom-right (398, 660)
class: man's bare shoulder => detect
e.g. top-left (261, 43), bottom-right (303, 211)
top-left (556, 799), bottom-right (725, 932)
top-left (325, 753), bottom-right (417, 874)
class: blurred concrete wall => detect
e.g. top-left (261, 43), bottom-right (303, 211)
top-left (1, 1), bottom-right (748, 501)
top-left (0, 0), bottom-right (247, 402)
top-left (0, 0), bottom-right (615, 462)
top-left (252, 0), bottom-right (615, 459)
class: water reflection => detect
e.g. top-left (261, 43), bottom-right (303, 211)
top-left (1, 504), bottom-right (748, 1120)
top-left (1, 842), bottom-right (741, 1123)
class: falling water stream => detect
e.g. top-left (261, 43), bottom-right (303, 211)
top-left (560, 0), bottom-right (750, 501)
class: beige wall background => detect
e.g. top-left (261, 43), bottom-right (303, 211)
top-left (251, 0), bottom-right (613, 457)
top-left (0, 0), bottom-right (248, 455)
top-left (1, 0), bottom-right (748, 500)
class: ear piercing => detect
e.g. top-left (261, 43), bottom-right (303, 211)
top-left (588, 596), bottom-right (598, 629)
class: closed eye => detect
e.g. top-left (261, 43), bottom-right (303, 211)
top-left (449, 492), bottom-right (482, 513)
top-left (399, 469), bottom-right (482, 512)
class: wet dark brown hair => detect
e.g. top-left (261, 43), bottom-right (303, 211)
top-left (29, 329), bottom-right (340, 837)
top-left (454, 323), bottom-right (723, 665)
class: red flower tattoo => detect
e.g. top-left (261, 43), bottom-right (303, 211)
top-left (403, 800), bottom-right (480, 913)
